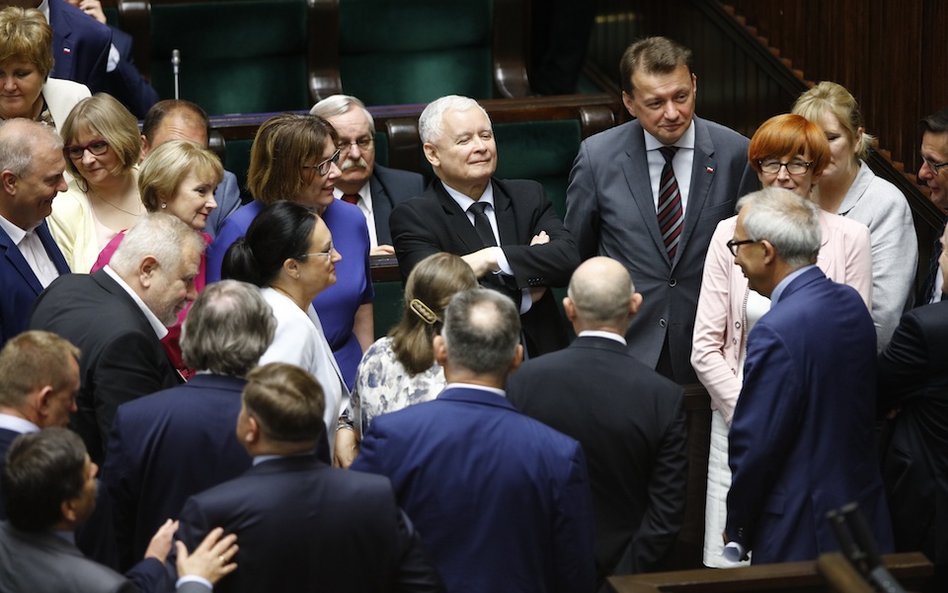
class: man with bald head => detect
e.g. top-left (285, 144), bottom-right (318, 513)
top-left (508, 256), bottom-right (687, 580)
top-left (0, 119), bottom-right (70, 347)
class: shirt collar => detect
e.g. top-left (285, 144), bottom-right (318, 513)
top-left (102, 265), bottom-right (169, 339)
top-left (577, 330), bottom-right (627, 345)
top-left (443, 181), bottom-right (495, 213)
top-left (642, 119), bottom-right (696, 152)
top-left (0, 413), bottom-right (40, 434)
top-left (444, 382), bottom-right (506, 398)
top-left (38, 0), bottom-right (49, 23)
top-left (0, 213), bottom-right (40, 242)
top-left (332, 183), bottom-right (374, 214)
top-left (770, 264), bottom-right (817, 305)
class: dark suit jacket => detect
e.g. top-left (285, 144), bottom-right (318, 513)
top-left (352, 386), bottom-right (597, 593)
top-left (29, 270), bottom-right (180, 464)
top-left (0, 220), bottom-right (70, 347)
top-left (390, 178), bottom-right (579, 355)
top-left (101, 374), bottom-right (251, 571)
top-left (507, 335), bottom-right (687, 578)
top-left (0, 523), bottom-right (181, 593)
top-left (0, 426), bottom-right (22, 520)
top-left (105, 27), bottom-right (159, 119)
top-left (48, 0), bottom-right (111, 94)
top-left (370, 164), bottom-right (424, 245)
top-left (565, 117), bottom-right (758, 383)
top-left (177, 455), bottom-right (443, 593)
top-left (205, 170), bottom-right (243, 240)
top-left (878, 300), bottom-right (948, 566)
top-left (726, 267), bottom-right (893, 563)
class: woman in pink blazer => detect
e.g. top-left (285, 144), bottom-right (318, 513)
top-left (692, 114), bottom-right (872, 567)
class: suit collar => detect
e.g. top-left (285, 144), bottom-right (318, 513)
top-left (0, 221), bottom-right (67, 295)
top-left (247, 453), bottom-right (326, 475)
top-left (438, 385), bottom-right (517, 411)
top-left (186, 374), bottom-right (246, 393)
top-left (1, 523), bottom-right (83, 558)
top-left (571, 334), bottom-right (631, 354)
top-left (773, 265), bottom-right (824, 305)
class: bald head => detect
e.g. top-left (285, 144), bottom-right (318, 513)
top-left (566, 257), bottom-right (641, 333)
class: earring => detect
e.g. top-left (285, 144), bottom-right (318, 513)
top-left (160, 202), bottom-right (167, 209)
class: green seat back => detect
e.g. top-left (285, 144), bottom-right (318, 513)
top-left (372, 280), bottom-right (405, 339)
top-left (149, 0), bottom-right (310, 115)
top-left (339, 0), bottom-right (493, 105)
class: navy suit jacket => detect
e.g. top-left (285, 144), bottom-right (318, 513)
top-left (369, 164), bottom-right (424, 245)
top-left (352, 386), bottom-right (597, 593)
top-left (565, 116), bottom-right (758, 383)
top-left (48, 0), bottom-right (111, 94)
top-left (390, 178), bottom-right (579, 355)
top-left (105, 27), bottom-right (159, 119)
top-left (204, 170), bottom-right (243, 240)
top-left (726, 267), bottom-right (893, 563)
top-left (0, 427), bottom-right (22, 520)
top-left (101, 374), bottom-right (251, 571)
top-left (177, 455), bottom-right (442, 593)
top-left (507, 336), bottom-right (687, 578)
top-left (0, 220), bottom-right (70, 347)
top-left (29, 270), bottom-right (180, 464)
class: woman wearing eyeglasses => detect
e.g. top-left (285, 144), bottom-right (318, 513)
top-left (793, 82), bottom-right (917, 350)
top-left (49, 93), bottom-right (142, 272)
top-left (207, 114), bottom-right (374, 396)
top-left (691, 113), bottom-right (872, 567)
top-left (222, 201), bottom-right (348, 461)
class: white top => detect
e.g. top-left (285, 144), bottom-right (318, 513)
top-left (258, 288), bottom-right (349, 445)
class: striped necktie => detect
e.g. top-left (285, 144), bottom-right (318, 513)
top-left (657, 146), bottom-right (683, 259)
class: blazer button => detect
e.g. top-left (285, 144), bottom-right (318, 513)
top-left (735, 321), bottom-right (741, 329)
top-left (668, 278), bottom-right (677, 287)
top-left (659, 318), bottom-right (667, 328)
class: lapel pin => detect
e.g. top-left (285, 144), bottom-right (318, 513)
top-left (63, 48), bottom-right (71, 54)
top-left (706, 166), bottom-right (714, 174)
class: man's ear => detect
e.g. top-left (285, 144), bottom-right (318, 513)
top-left (60, 497), bottom-right (80, 524)
top-left (508, 344), bottom-right (524, 374)
top-left (621, 91), bottom-right (636, 119)
top-left (629, 292), bottom-right (644, 316)
top-left (760, 240), bottom-right (778, 265)
top-left (423, 142), bottom-right (440, 168)
top-left (35, 385), bottom-right (56, 417)
top-left (138, 255), bottom-right (160, 288)
top-left (244, 415), bottom-right (260, 445)
top-left (433, 334), bottom-right (448, 367)
top-left (1, 170), bottom-right (17, 195)
top-left (563, 297), bottom-right (577, 323)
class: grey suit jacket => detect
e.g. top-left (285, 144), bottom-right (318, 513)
top-left (565, 116), bottom-right (757, 383)
top-left (206, 170), bottom-right (242, 240)
top-left (369, 164), bottom-right (424, 245)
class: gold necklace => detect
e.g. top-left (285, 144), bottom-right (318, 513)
top-left (91, 189), bottom-right (143, 217)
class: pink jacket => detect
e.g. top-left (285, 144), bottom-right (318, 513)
top-left (690, 211), bottom-right (872, 423)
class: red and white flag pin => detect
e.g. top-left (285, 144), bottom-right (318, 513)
top-left (63, 48), bottom-right (71, 54)
top-left (706, 166), bottom-right (714, 174)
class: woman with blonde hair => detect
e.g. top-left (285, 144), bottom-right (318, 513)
top-left (793, 81), bottom-right (917, 349)
top-left (0, 7), bottom-right (89, 130)
top-left (50, 93), bottom-right (143, 271)
top-left (351, 252), bottom-right (477, 432)
top-left (691, 113), bottom-right (872, 567)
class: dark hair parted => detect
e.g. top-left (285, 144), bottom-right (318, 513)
top-left (222, 201), bottom-right (317, 287)
top-left (2, 428), bottom-right (87, 531)
top-left (922, 108), bottom-right (948, 135)
top-left (243, 363), bottom-right (325, 443)
top-left (619, 36), bottom-right (692, 95)
top-left (390, 253), bottom-right (478, 375)
top-left (246, 114), bottom-right (338, 205)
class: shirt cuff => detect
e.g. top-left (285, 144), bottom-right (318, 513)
top-left (176, 575), bottom-right (213, 591)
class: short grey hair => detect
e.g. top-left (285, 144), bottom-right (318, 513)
top-left (418, 95), bottom-right (490, 145)
top-left (442, 288), bottom-right (520, 375)
top-left (110, 213), bottom-right (205, 277)
top-left (567, 258), bottom-right (636, 326)
top-left (181, 280), bottom-right (276, 376)
top-left (310, 94), bottom-right (375, 131)
top-left (0, 119), bottom-right (63, 177)
top-left (737, 187), bottom-right (821, 268)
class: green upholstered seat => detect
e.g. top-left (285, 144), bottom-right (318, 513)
top-left (372, 280), bottom-right (405, 339)
top-left (144, 0), bottom-right (311, 115)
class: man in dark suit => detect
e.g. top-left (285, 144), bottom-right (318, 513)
top-left (0, 119), bottom-right (70, 347)
top-left (311, 94), bottom-right (424, 254)
top-left (30, 213), bottom-right (204, 464)
top-left (176, 362), bottom-right (443, 593)
top-left (390, 95), bottom-right (579, 356)
top-left (0, 330), bottom-right (79, 519)
top-left (353, 288), bottom-right (596, 593)
top-left (0, 428), bottom-right (237, 593)
top-left (878, 220), bottom-right (948, 583)
top-left (507, 256), bottom-right (686, 580)
top-left (565, 36), bottom-right (758, 384)
top-left (724, 188), bottom-right (892, 563)
top-left (915, 108), bottom-right (948, 306)
top-left (140, 100), bottom-right (242, 239)
top-left (102, 280), bottom-right (275, 571)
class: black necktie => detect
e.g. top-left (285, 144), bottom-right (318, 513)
top-left (468, 202), bottom-right (497, 247)
top-left (921, 229), bottom-right (943, 305)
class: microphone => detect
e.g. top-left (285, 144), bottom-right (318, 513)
top-left (171, 49), bottom-right (181, 100)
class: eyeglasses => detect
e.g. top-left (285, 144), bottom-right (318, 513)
top-left (303, 241), bottom-right (334, 260)
top-left (337, 136), bottom-right (374, 152)
top-left (726, 238), bottom-right (759, 256)
top-left (302, 149), bottom-right (341, 176)
top-left (758, 159), bottom-right (813, 176)
top-left (921, 155), bottom-right (948, 176)
top-left (63, 140), bottom-right (109, 160)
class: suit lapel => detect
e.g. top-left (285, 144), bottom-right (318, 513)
top-left (620, 125), bottom-right (669, 264)
top-left (369, 174), bottom-right (393, 245)
top-left (36, 222), bottom-right (71, 274)
top-left (677, 117), bottom-right (716, 268)
top-left (48, 2), bottom-right (76, 79)
top-left (491, 180), bottom-right (518, 247)
top-left (433, 181), bottom-right (483, 254)
top-left (0, 226), bottom-right (44, 295)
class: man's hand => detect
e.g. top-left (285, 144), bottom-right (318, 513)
top-left (143, 518), bottom-right (178, 562)
top-left (175, 527), bottom-right (238, 585)
top-left (333, 427), bottom-right (359, 469)
top-left (461, 247), bottom-right (500, 278)
top-left (68, 0), bottom-right (107, 24)
top-left (371, 245), bottom-right (396, 256)
top-left (530, 231), bottom-right (550, 246)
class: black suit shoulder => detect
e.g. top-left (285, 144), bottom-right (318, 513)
top-left (373, 165), bottom-right (424, 201)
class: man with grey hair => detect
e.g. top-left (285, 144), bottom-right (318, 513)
top-left (508, 256), bottom-right (687, 580)
top-left (390, 94), bottom-right (579, 357)
top-left (724, 188), bottom-right (892, 564)
top-left (100, 280), bottom-right (275, 571)
top-left (0, 119), bottom-right (70, 346)
top-left (354, 288), bottom-right (596, 593)
top-left (310, 94), bottom-right (423, 254)
top-left (30, 212), bottom-right (204, 464)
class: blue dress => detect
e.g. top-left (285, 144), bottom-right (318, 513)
top-left (207, 199), bottom-right (374, 388)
